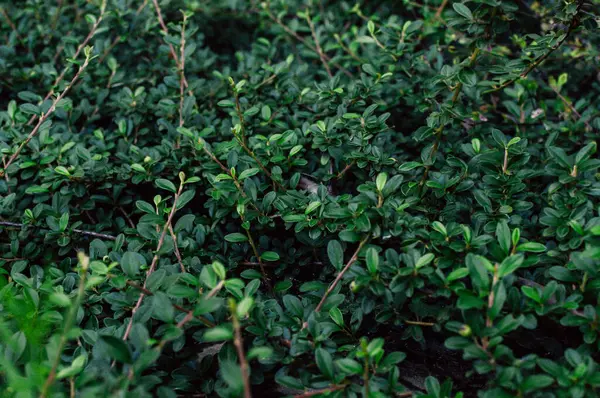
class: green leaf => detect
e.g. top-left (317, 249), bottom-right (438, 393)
top-left (283, 295), bottom-right (303, 318)
top-left (329, 307), bottom-right (344, 327)
top-left (415, 253), bottom-right (434, 269)
top-left (431, 221), bottom-right (447, 236)
top-left (458, 68), bottom-right (477, 87)
top-left (496, 220), bottom-right (511, 254)
top-left (399, 161), bottom-right (422, 171)
top-left (305, 201), bottom-right (321, 214)
top-left (547, 146), bottom-right (572, 170)
top-left (236, 297), bottom-right (254, 318)
top-left (521, 286), bottom-right (541, 303)
top-left (238, 168), bottom-right (260, 180)
top-left (366, 337), bottom-right (384, 358)
top-left (247, 346), bottom-right (273, 360)
top-left (54, 166), bottom-right (71, 177)
top-left (365, 247), bottom-right (379, 274)
top-left (156, 178), bottom-right (177, 193)
top-left (315, 348), bottom-right (335, 380)
top-left (498, 255), bottom-right (524, 278)
top-left (516, 242), bottom-right (546, 253)
top-left (339, 230), bottom-right (362, 242)
top-left (362, 63), bottom-right (377, 77)
top-left (336, 358), bottom-right (362, 374)
top-left (100, 335), bottom-right (132, 363)
top-left (376, 172), bottom-right (387, 191)
top-left (56, 354), bottom-right (86, 379)
top-left (260, 251), bottom-right (280, 261)
top-left (19, 103), bottom-right (40, 115)
top-left (453, 3), bottom-right (473, 20)
top-left (328, 240), bottom-right (344, 270)
top-left (217, 99), bottom-right (234, 107)
top-left (261, 105), bottom-right (271, 121)
top-left (575, 142), bottom-right (596, 165)
top-left (521, 375), bottom-right (554, 393)
top-left (203, 326), bottom-right (233, 342)
top-left (367, 20), bottom-right (375, 34)
top-left (447, 267), bottom-right (469, 282)
top-left (225, 233), bottom-right (248, 243)
top-left (59, 212), bottom-right (69, 231)
top-left (120, 251), bottom-right (146, 277)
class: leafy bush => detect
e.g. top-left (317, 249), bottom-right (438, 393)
top-left (1, 0), bottom-right (600, 396)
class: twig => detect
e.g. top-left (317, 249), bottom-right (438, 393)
top-left (306, 11), bottom-right (333, 78)
top-left (0, 221), bottom-right (117, 241)
top-left (119, 206), bottom-right (135, 228)
top-left (178, 12), bottom-right (189, 131)
top-left (227, 87), bottom-right (286, 190)
top-left (40, 253), bottom-right (89, 398)
top-left (1, 7), bottom-right (24, 43)
top-left (336, 161), bottom-right (356, 179)
top-left (418, 48), bottom-right (480, 194)
top-left (122, 181), bottom-right (184, 341)
top-left (116, 277), bottom-right (215, 327)
top-left (150, 0), bottom-right (188, 89)
top-left (488, 1), bottom-right (584, 93)
top-left (333, 34), bottom-right (363, 63)
top-left (168, 224), bottom-right (186, 273)
top-left (233, 90), bottom-right (247, 145)
top-left (435, 0), bottom-right (448, 19)
top-left (230, 302), bottom-right (252, 398)
top-left (261, 4), bottom-right (353, 78)
top-left (547, 81), bottom-right (593, 131)
top-left (404, 320), bottom-right (435, 326)
top-left (292, 385), bottom-right (346, 398)
top-left (27, 0), bottom-right (107, 126)
top-left (200, 143), bottom-right (263, 215)
top-left (244, 227), bottom-right (270, 287)
top-left (1, 156), bottom-right (10, 192)
top-left (2, 52), bottom-right (93, 177)
top-left (97, 0), bottom-right (148, 65)
top-left (314, 236), bottom-right (369, 313)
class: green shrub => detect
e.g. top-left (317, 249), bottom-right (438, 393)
top-left (1, 0), bottom-right (600, 397)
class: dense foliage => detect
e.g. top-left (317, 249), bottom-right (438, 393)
top-left (1, 0), bottom-right (600, 396)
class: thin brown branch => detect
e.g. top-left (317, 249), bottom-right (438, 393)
top-left (418, 48), bottom-right (480, 194)
top-left (2, 54), bottom-right (92, 177)
top-left (336, 161), bottom-right (356, 179)
top-left (201, 144), bottom-right (263, 215)
top-left (119, 207), bottom-right (135, 228)
top-left (0, 221), bottom-right (116, 241)
top-left (150, 0), bottom-right (188, 89)
top-left (261, 5), bottom-right (353, 78)
top-left (306, 11), bottom-right (333, 78)
top-left (235, 134), bottom-right (285, 192)
top-left (27, 0), bottom-right (107, 126)
top-left (118, 277), bottom-right (215, 327)
top-left (1, 7), bottom-right (24, 43)
top-left (122, 182), bottom-right (184, 341)
top-left (169, 224), bottom-right (186, 273)
top-left (547, 81), bottom-right (593, 131)
top-left (404, 320), bottom-right (435, 326)
top-left (435, 0), bottom-right (448, 19)
top-left (489, 1), bottom-right (584, 93)
top-left (178, 12), bottom-right (189, 131)
top-left (314, 236), bottom-right (369, 313)
top-left (333, 34), bottom-right (363, 63)
top-left (244, 227), bottom-right (269, 285)
top-left (97, 0), bottom-right (148, 65)
top-left (231, 307), bottom-right (252, 398)
top-left (293, 385), bottom-right (346, 398)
